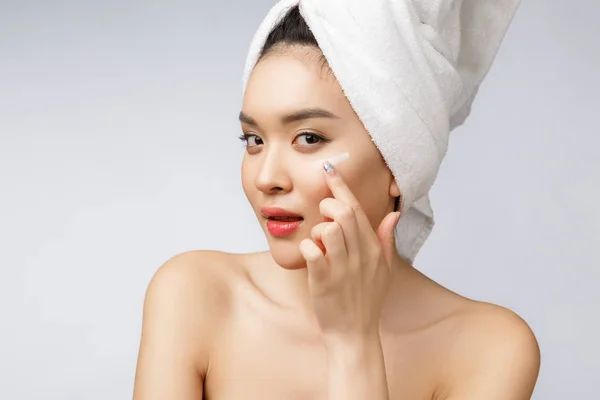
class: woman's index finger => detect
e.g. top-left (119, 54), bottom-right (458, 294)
top-left (322, 160), bottom-right (362, 212)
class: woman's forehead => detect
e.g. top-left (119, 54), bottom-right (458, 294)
top-left (243, 49), bottom-right (349, 116)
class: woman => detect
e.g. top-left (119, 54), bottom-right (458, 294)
top-left (134, 1), bottom-right (540, 399)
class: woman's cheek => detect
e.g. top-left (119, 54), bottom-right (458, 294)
top-left (294, 163), bottom-right (330, 199)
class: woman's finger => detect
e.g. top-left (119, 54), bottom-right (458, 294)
top-left (310, 222), bottom-right (329, 254)
top-left (321, 160), bottom-right (375, 237)
top-left (318, 198), bottom-right (360, 255)
top-left (299, 238), bottom-right (329, 283)
top-left (322, 161), bottom-right (367, 218)
top-left (318, 222), bottom-right (349, 280)
top-left (311, 221), bottom-right (348, 256)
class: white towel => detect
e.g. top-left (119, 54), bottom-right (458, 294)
top-left (242, 0), bottom-right (521, 262)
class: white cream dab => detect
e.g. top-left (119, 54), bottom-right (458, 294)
top-left (322, 152), bottom-right (350, 166)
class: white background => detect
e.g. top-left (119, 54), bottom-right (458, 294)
top-left (1, 0), bottom-right (598, 398)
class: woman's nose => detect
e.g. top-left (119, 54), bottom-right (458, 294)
top-left (254, 150), bottom-right (293, 195)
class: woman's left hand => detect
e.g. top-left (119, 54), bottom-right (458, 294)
top-left (298, 161), bottom-right (401, 341)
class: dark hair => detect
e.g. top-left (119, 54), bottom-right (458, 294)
top-left (258, 6), bottom-right (322, 62)
top-left (257, 6), bottom-right (402, 213)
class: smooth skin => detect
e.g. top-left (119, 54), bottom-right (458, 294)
top-left (133, 46), bottom-right (540, 399)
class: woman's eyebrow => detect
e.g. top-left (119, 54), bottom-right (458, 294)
top-left (239, 108), bottom-right (340, 127)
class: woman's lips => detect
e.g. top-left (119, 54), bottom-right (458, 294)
top-left (260, 206), bottom-right (303, 219)
top-left (261, 206), bottom-right (304, 237)
top-left (266, 219), bottom-right (303, 237)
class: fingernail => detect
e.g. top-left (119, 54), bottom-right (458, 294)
top-left (322, 161), bottom-right (335, 175)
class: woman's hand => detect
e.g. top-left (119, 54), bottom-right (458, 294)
top-left (298, 160), bottom-right (401, 341)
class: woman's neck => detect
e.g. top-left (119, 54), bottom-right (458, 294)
top-left (255, 250), bottom-right (418, 324)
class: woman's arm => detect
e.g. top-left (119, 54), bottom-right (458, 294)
top-left (324, 334), bottom-right (390, 400)
top-left (133, 251), bottom-right (222, 400)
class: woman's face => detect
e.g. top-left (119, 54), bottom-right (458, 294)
top-left (241, 46), bottom-right (399, 270)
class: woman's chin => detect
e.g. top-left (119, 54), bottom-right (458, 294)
top-left (267, 240), bottom-right (308, 270)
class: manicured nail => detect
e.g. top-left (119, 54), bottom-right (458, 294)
top-left (322, 161), bottom-right (335, 175)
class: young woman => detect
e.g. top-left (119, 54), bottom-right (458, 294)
top-left (134, 3), bottom-right (540, 399)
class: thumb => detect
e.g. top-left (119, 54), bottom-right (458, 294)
top-left (376, 211), bottom-right (401, 266)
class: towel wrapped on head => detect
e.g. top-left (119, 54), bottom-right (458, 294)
top-left (243, 0), bottom-right (521, 262)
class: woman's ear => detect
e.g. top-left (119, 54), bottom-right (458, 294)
top-left (389, 178), bottom-right (401, 198)
top-left (389, 178), bottom-right (402, 213)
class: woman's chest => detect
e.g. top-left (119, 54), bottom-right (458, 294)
top-left (203, 314), bottom-right (440, 400)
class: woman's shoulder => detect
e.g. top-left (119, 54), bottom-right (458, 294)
top-left (435, 300), bottom-right (541, 397)
top-left (152, 249), bottom-right (245, 279)
top-left (135, 250), bottom-right (251, 395)
top-left (446, 299), bottom-right (539, 350)
top-left (146, 249), bottom-right (249, 308)
top-left (145, 249), bottom-right (264, 314)
top-left (138, 251), bottom-right (253, 370)
top-left (445, 300), bottom-right (539, 353)
top-left (142, 250), bottom-right (235, 332)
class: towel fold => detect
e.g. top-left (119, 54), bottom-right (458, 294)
top-left (243, 0), bottom-right (521, 262)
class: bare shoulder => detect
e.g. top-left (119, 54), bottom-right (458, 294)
top-left (133, 250), bottom-right (241, 399)
top-left (142, 249), bottom-right (245, 339)
top-left (436, 300), bottom-right (541, 400)
top-left (147, 249), bottom-right (239, 311)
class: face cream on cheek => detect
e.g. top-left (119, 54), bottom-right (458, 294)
top-left (319, 152), bottom-right (350, 168)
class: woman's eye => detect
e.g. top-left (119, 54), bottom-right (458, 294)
top-left (238, 133), bottom-right (263, 147)
top-left (294, 132), bottom-right (326, 146)
top-left (238, 132), bottom-right (328, 151)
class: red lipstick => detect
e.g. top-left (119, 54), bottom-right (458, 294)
top-left (260, 207), bottom-right (304, 237)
